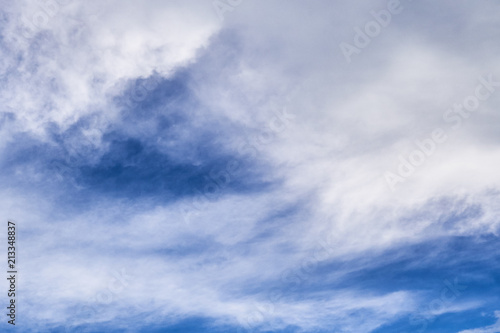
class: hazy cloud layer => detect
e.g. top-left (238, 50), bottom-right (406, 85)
top-left (0, 1), bottom-right (499, 332)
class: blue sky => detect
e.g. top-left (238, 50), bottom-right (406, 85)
top-left (1, 0), bottom-right (500, 332)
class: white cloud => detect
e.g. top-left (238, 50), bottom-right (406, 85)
top-left (0, 0), bottom-right (221, 139)
top-left (1, 0), bottom-right (500, 332)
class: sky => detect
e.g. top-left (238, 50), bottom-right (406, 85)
top-left (0, 0), bottom-right (500, 332)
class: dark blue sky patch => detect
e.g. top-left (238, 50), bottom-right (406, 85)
top-left (124, 316), bottom-right (301, 333)
top-left (0, 59), bottom-right (278, 207)
top-left (241, 235), bottom-right (500, 315)
top-left (307, 235), bottom-right (500, 293)
top-left (0, 118), bottom-right (271, 214)
top-left (64, 137), bottom-right (258, 201)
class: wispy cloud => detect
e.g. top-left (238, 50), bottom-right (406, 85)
top-left (0, 0), bottom-right (499, 332)
top-left (458, 311), bottom-right (500, 333)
